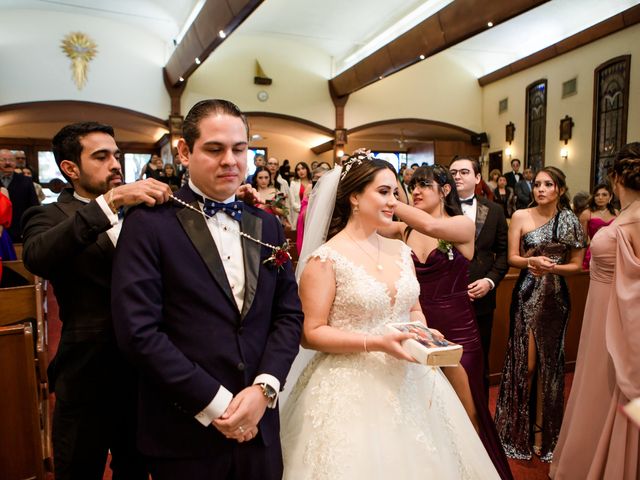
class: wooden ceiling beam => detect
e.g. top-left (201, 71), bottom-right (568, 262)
top-left (478, 3), bottom-right (640, 86)
top-left (329, 0), bottom-right (548, 97)
top-left (164, 0), bottom-right (263, 87)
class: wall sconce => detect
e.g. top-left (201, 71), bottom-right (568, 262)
top-left (560, 147), bottom-right (569, 160)
top-left (336, 149), bottom-right (344, 158)
top-left (505, 146), bottom-right (513, 159)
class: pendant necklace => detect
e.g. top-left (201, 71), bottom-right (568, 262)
top-left (345, 231), bottom-right (383, 271)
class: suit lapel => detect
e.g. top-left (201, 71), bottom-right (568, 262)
top-left (475, 200), bottom-right (489, 240)
top-left (176, 199), bottom-right (237, 311)
top-left (240, 209), bottom-right (262, 319)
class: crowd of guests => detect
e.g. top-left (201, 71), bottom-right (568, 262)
top-left (2, 99), bottom-right (638, 479)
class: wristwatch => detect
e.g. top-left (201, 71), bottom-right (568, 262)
top-left (258, 383), bottom-right (277, 402)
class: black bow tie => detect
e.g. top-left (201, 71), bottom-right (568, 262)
top-left (460, 196), bottom-right (475, 206)
top-left (202, 198), bottom-right (243, 221)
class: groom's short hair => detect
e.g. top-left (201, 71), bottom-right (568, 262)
top-left (182, 99), bottom-right (249, 151)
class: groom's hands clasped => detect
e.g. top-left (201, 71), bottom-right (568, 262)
top-left (213, 385), bottom-right (269, 443)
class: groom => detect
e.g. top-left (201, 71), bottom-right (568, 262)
top-left (112, 99), bottom-right (303, 480)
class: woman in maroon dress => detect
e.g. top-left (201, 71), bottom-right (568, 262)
top-left (385, 165), bottom-right (513, 480)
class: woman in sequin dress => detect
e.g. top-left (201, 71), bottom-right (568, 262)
top-left (551, 143), bottom-right (640, 480)
top-left (578, 183), bottom-right (617, 270)
top-left (281, 152), bottom-right (500, 480)
top-left (495, 166), bottom-right (585, 462)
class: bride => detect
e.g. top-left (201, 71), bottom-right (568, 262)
top-left (280, 150), bottom-right (499, 479)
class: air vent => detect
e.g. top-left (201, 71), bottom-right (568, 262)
top-left (499, 98), bottom-right (508, 114)
top-left (562, 78), bottom-right (577, 98)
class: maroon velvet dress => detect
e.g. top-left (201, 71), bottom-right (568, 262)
top-left (412, 245), bottom-right (513, 480)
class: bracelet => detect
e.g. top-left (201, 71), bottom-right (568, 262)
top-left (363, 334), bottom-right (369, 353)
top-left (107, 188), bottom-right (117, 213)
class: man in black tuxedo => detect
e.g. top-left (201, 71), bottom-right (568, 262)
top-left (449, 157), bottom-right (508, 393)
top-left (514, 167), bottom-right (534, 210)
top-left (0, 148), bottom-right (39, 242)
top-left (22, 122), bottom-right (172, 480)
top-left (112, 99), bottom-right (303, 480)
top-left (504, 158), bottom-right (522, 191)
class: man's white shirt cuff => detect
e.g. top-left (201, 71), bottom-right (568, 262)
top-left (253, 373), bottom-right (280, 409)
top-left (484, 277), bottom-right (495, 290)
top-left (96, 195), bottom-right (119, 226)
top-left (194, 385), bottom-right (233, 426)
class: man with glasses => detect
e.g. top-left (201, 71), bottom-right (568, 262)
top-left (449, 157), bottom-right (508, 395)
top-left (0, 148), bottom-right (39, 241)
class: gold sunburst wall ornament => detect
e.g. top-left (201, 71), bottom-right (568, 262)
top-left (61, 32), bottom-right (98, 90)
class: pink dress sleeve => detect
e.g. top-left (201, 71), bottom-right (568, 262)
top-left (606, 221), bottom-right (640, 400)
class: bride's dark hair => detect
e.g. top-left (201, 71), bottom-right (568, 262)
top-left (327, 153), bottom-right (396, 239)
top-left (410, 165), bottom-right (463, 217)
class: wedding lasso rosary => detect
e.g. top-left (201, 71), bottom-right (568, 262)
top-left (169, 195), bottom-right (291, 268)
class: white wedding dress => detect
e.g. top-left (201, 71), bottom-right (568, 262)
top-left (280, 243), bottom-right (499, 479)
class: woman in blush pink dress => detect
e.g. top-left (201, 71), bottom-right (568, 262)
top-left (551, 142), bottom-right (640, 480)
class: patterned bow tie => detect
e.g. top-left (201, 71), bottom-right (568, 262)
top-left (202, 199), bottom-right (243, 221)
top-left (460, 196), bottom-right (475, 206)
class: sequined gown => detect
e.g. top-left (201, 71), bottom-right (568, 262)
top-left (412, 246), bottom-right (513, 480)
top-left (495, 209), bottom-right (585, 462)
top-left (281, 243), bottom-right (500, 480)
top-left (551, 219), bottom-right (640, 479)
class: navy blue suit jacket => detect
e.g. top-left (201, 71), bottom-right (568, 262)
top-left (112, 186), bottom-right (303, 458)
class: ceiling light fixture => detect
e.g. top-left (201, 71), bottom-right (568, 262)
top-left (174, 0), bottom-right (206, 45)
top-left (419, 54), bottom-right (426, 60)
top-left (487, 21), bottom-right (494, 27)
top-left (219, 30), bottom-right (227, 39)
top-left (337, 0), bottom-right (454, 74)
top-left (195, 57), bottom-right (201, 65)
top-left (179, 76), bottom-right (184, 82)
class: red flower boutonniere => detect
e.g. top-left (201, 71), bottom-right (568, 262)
top-left (263, 241), bottom-right (292, 269)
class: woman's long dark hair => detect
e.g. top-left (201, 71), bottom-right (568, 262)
top-left (410, 165), bottom-right (463, 217)
top-left (587, 183), bottom-right (616, 215)
top-left (530, 166), bottom-right (571, 211)
top-left (251, 166), bottom-right (273, 190)
top-left (293, 161), bottom-right (311, 181)
top-left (327, 154), bottom-right (396, 240)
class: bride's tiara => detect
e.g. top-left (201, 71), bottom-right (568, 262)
top-left (340, 148), bottom-right (375, 181)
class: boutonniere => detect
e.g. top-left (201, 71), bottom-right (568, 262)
top-left (437, 239), bottom-right (454, 261)
top-left (263, 241), bottom-right (292, 269)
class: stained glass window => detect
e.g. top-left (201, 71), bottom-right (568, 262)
top-left (525, 79), bottom-right (547, 173)
top-left (592, 55), bottom-right (630, 186)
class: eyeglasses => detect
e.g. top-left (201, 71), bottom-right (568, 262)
top-left (408, 180), bottom-right (434, 193)
top-left (449, 168), bottom-right (472, 177)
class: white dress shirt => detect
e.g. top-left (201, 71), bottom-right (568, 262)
top-left (188, 180), bottom-right (280, 426)
top-left (81, 192), bottom-right (121, 246)
top-left (459, 194), bottom-right (495, 290)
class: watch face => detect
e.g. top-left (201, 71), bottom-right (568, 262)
top-left (257, 90), bottom-right (269, 102)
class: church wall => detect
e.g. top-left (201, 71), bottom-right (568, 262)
top-left (182, 34), bottom-right (335, 129)
top-left (482, 23), bottom-right (640, 196)
top-left (345, 51), bottom-right (484, 134)
top-left (0, 10), bottom-right (170, 121)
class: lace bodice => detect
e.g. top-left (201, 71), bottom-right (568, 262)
top-left (307, 241), bottom-right (420, 333)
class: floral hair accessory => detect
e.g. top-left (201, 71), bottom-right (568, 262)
top-left (340, 148), bottom-right (374, 181)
